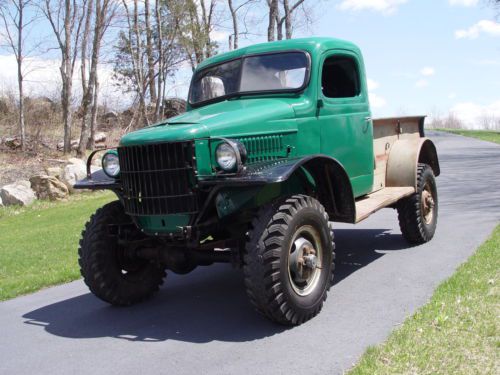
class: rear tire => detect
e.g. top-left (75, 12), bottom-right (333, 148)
top-left (397, 163), bottom-right (438, 244)
top-left (243, 195), bottom-right (335, 325)
top-left (79, 201), bottom-right (166, 306)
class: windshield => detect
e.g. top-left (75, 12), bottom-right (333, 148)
top-left (189, 51), bottom-right (309, 105)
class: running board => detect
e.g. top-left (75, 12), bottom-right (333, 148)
top-left (355, 187), bottom-right (415, 223)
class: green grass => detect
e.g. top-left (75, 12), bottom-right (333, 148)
top-left (349, 225), bottom-right (500, 375)
top-left (0, 192), bottom-right (114, 301)
top-left (436, 128), bottom-right (500, 145)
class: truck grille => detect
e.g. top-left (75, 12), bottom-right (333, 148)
top-left (238, 134), bottom-right (287, 163)
top-left (118, 141), bottom-right (198, 216)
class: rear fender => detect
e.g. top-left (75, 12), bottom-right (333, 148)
top-left (386, 138), bottom-right (440, 188)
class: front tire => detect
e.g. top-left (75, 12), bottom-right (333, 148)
top-left (397, 163), bottom-right (438, 244)
top-left (243, 195), bottom-right (335, 325)
top-left (78, 201), bottom-right (166, 306)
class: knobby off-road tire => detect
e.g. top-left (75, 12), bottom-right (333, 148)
top-left (243, 195), bottom-right (335, 325)
top-left (397, 163), bottom-right (438, 244)
top-left (79, 201), bottom-right (166, 306)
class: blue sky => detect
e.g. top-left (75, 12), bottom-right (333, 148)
top-left (229, 0), bottom-right (500, 126)
top-left (0, 0), bottom-right (498, 127)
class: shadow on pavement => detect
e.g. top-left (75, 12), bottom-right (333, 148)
top-left (23, 228), bottom-right (410, 343)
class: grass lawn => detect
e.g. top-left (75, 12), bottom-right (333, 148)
top-left (349, 225), bottom-right (500, 375)
top-left (435, 128), bottom-right (500, 145)
top-left (0, 192), bottom-right (114, 301)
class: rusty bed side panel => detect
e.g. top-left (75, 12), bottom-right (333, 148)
top-left (371, 116), bottom-right (426, 191)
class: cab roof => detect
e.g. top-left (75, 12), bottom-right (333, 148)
top-left (196, 37), bottom-right (362, 70)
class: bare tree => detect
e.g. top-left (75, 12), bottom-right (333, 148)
top-left (121, 0), bottom-right (149, 126)
top-left (267, 0), bottom-right (278, 41)
top-left (77, 0), bottom-right (117, 156)
top-left (280, 0), bottom-right (305, 39)
top-left (173, 0), bottom-right (218, 69)
top-left (0, 0), bottom-right (38, 151)
top-left (227, 0), bottom-right (256, 50)
top-left (42, 0), bottom-right (88, 154)
top-left (267, 0), bottom-right (311, 41)
top-left (485, 0), bottom-right (500, 18)
top-left (153, 0), bottom-right (182, 121)
top-left (144, 0), bottom-right (156, 103)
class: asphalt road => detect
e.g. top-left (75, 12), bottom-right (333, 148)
top-left (1, 131), bottom-right (499, 375)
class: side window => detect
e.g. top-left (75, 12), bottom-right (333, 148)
top-left (321, 56), bottom-right (360, 98)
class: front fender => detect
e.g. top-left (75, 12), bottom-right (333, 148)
top-left (199, 155), bottom-right (356, 223)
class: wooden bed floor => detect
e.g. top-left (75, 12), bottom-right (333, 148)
top-left (355, 186), bottom-right (415, 223)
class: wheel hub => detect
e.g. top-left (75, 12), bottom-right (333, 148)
top-left (421, 184), bottom-right (435, 224)
top-left (288, 226), bottom-right (323, 296)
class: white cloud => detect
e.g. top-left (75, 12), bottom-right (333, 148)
top-left (450, 100), bottom-right (500, 128)
top-left (369, 92), bottom-right (386, 108)
top-left (0, 54), bottom-right (134, 109)
top-left (337, 0), bottom-right (407, 15)
top-left (367, 78), bottom-right (380, 91)
top-left (415, 79), bottom-right (429, 88)
top-left (420, 67), bottom-right (435, 76)
top-left (210, 30), bottom-right (230, 43)
top-left (455, 20), bottom-right (500, 39)
top-left (448, 0), bottom-right (478, 6)
top-left (367, 78), bottom-right (385, 108)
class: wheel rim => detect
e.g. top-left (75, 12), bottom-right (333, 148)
top-left (287, 225), bottom-right (323, 296)
top-left (421, 183), bottom-right (435, 225)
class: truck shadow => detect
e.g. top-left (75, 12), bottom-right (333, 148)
top-left (22, 228), bottom-right (409, 343)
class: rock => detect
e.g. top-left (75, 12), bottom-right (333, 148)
top-left (4, 137), bottom-right (22, 150)
top-left (57, 139), bottom-right (79, 151)
top-left (61, 161), bottom-right (100, 193)
top-left (0, 181), bottom-right (36, 206)
top-left (30, 175), bottom-right (69, 201)
top-left (16, 180), bottom-right (32, 189)
top-left (68, 157), bottom-right (86, 166)
top-left (163, 98), bottom-right (186, 118)
top-left (94, 132), bottom-right (106, 143)
top-left (61, 163), bottom-right (87, 193)
top-left (104, 111), bottom-right (118, 119)
top-left (45, 166), bottom-right (62, 179)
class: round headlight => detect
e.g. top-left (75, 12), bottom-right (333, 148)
top-left (216, 142), bottom-right (237, 171)
top-left (102, 151), bottom-right (120, 177)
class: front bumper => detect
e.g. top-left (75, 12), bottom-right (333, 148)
top-left (74, 169), bottom-right (121, 191)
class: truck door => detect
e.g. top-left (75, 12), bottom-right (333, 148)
top-left (317, 50), bottom-right (374, 197)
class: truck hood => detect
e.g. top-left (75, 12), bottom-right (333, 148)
top-left (120, 98), bottom-right (297, 146)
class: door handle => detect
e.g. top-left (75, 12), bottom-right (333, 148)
top-left (363, 116), bottom-right (371, 133)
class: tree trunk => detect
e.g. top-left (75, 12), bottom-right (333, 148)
top-left (144, 0), bottom-right (157, 104)
top-left (77, 0), bottom-right (94, 157)
top-left (62, 0), bottom-right (73, 154)
top-left (17, 58), bottom-right (26, 151)
top-left (88, 74), bottom-right (99, 150)
top-left (17, 1), bottom-right (26, 151)
top-left (267, 0), bottom-right (278, 41)
top-left (154, 0), bottom-right (163, 121)
top-left (284, 0), bottom-right (292, 39)
top-left (228, 0), bottom-right (238, 49)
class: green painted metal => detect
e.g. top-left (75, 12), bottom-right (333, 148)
top-left (137, 214), bottom-right (191, 233)
top-left (117, 37), bottom-right (376, 232)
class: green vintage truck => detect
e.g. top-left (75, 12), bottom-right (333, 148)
top-left (76, 37), bottom-right (440, 325)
